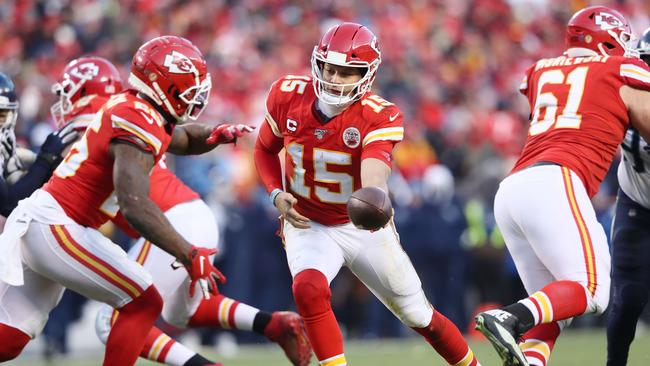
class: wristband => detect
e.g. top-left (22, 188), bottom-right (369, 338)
top-left (269, 188), bottom-right (283, 206)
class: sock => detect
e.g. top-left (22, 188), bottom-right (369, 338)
top-left (183, 353), bottom-right (219, 366)
top-left (606, 282), bottom-right (648, 366)
top-left (292, 269), bottom-right (346, 365)
top-left (507, 281), bottom-right (588, 333)
top-left (0, 323), bottom-right (30, 361)
top-left (252, 311), bottom-right (273, 335)
top-left (412, 310), bottom-right (480, 366)
top-left (104, 286), bottom-right (162, 366)
top-left (519, 322), bottom-right (562, 366)
top-left (189, 294), bottom-right (260, 331)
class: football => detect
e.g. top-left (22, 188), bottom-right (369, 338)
top-left (347, 187), bottom-right (393, 231)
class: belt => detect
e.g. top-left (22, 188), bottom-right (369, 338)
top-left (526, 161), bottom-right (560, 169)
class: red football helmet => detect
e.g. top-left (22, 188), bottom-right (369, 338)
top-left (51, 56), bottom-right (123, 127)
top-left (311, 22), bottom-right (381, 106)
top-left (565, 6), bottom-right (635, 57)
top-left (129, 35), bottom-right (211, 123)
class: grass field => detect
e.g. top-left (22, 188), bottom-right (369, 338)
top-left (10, 329), bottom-right (650, 365)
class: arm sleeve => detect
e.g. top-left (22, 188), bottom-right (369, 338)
top-left (361, 107), bottom-right (404, 167)
top-left (620, 58), bottom-right (650, 92)
top-left (519, 65), bottom-right (533, 96)
top-left (0, 156), bottom-right (54, 216)
top-left (109, 106), bottom-right (165, 156)
top-left (253, 121), bottom-right (284, 193)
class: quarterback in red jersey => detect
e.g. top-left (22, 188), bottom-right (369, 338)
top-left (475, 7), bottom-right (650, 366)
top-left (0, 36), bottom-right (241, 366)
top-left (47, 56), bottom-right (311, 366)
top-left (255, 22), bottom-right (481, 366)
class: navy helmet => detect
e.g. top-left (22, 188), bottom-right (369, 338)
top-left (0, 73), bottom-right (18, 129)
top-left (637, 27), bottom-right (650, 66)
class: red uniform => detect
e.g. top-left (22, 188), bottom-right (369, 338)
top-left (262, 75), bottom-right (404, 225)
top-left (45, 90), bottom-right (175, 228)
top-left (57, 92), bottom-right (200, 236)
top-left (511, 54), bottom-right (650, 197)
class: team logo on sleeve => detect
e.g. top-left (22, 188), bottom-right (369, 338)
top-left (343, 127), bottom-right (361, 148)
top-left (163, 51), bottom-right (196, 74)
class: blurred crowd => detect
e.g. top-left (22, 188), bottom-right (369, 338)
top-left (2, 0), bottom-right (650, 356)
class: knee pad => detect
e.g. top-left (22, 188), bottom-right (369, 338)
top-left (0, 323), bottom-right (30, 361)
top-left (163, 301), bottom-right (192, 328)
top-left (392, 291), bottom-right (433, 328)
top-left (292, 269), bottom-right (331, 317)
top-left (95, 304), bottom-right (115, 345)
top-left (616, 282), bottom-right (649, 310)
top-left (589, 282), bottom-right (611, 315)
top-left (120, 285), bottom-right (163, 318)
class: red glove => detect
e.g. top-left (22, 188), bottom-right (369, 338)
top-left (206, 124), bottom-right (255, 145)
top-left (184, 246), bottom-right (227, 299)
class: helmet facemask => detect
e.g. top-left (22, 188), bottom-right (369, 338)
top-left (599, 28), bottom-right (638, 57)
top-left (50, 72), bottom-right (95, 126)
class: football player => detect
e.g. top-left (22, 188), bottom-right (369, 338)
top-left (474, 7), bottom-right (650, 366)
top-left (606, 26), bottom-right (650, 366)
top-left (0, 36), bottom-right (240, 365)
top-left (254, 22), bottom-right (481, 366)
top-left (48, 56), bottom-right (310, 366)
top-left (0, 72), bottom-right (77, 217)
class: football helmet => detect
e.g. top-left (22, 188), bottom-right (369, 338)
top-left (128, 35), bottom-right (211, 123)
top-left (565, 6), bottom-right (636, 57)
top-left (637, 27), bottom-right (650, 65)
top-left (0, 73), bottom-right (18, 130)
top-left (311, 22), bottom-right (381, 106)
top-left (51, 56), bottom-right (123, 127)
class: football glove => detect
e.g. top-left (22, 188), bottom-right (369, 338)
top-left (184, 246), bottom-right (227, 299)
top-left (206, 124), bottom-right (255, 145)
top-left (38, 123), bottom-right (79, 165)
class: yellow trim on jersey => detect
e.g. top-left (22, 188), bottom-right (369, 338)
top-left (562, 167), bottom-right (597, 295)
top-left (320, 354), bottom-right (347, 366)
top-left (53, 225), bottom-right (142, 298)
top-left (218, 298), bottom-right (235, 329)
top-left (520, 339), bottom-right (551, 361)
top-left (531, 292), bottom-right (552, 323)
top-left (453, 349), bottom-right (476, 366)
top-left (362, 127), bottom-right (404, 146)
top-left (265, 111), bottom-right (283, 138)
top-left (621, 63), bottom-right (650, 83)
top-left (111, 115), bottom-right (162, 154)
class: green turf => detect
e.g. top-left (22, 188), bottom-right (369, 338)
top-left (11, 329), bottom-right (650, 365)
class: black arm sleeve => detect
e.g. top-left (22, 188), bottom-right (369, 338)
top-left (0, 156), bottom-right (55, 216)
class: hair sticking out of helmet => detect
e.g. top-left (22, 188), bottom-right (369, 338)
top-left (128, 35), bottom-right (211, 123)
top-left (51, 57), bottom-right (123, 128)
top-left (637, 27), bottom-right (650, 66)
top-left (565, 6), bottom-right (637, 58)
top-left (311, 22), bottom-right (381, 107)
top-left (0, 73), bottom-right (19, 131)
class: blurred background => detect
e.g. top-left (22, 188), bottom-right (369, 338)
top-left (2, 0), bottom-right (650, 363)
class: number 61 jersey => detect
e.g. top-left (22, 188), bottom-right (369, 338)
top-left (44, 91), bottom-right (174, 229)
top-left (511, 54), bottom-right (650, 197)
top-left (264, 75), bottom-right (404, 226)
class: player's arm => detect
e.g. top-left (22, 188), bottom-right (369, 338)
top-left (361, 158), bottom-right (390, 192)
top-left (253, 120), bottom-right (310, 228)
top-left (168, 123), bottom-right (254, 155)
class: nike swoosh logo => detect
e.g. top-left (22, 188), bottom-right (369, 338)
top-left (389, 113), bottom-right (399, 122)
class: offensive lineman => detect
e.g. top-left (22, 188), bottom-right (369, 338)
top-left (475, 7), bottom-right (650, 366)
top-left (254, 22), bottom-right (481, 366)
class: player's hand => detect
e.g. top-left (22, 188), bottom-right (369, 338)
top-left (38, 123), bottom-right (79, 165)
top-left (183, 246), bottom-right (227, 300)
top-left (274, 191), bottom-right (310, 229)
top-left (206, 124), bottom-right (255, 145)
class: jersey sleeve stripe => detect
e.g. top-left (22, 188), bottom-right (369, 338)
top-left (111, 115), bottom-right (162, 154)
top-left (67, 114), bottom-right (94, 130)
top-left (519, 76), bottom-right (528, 91)
top-left (363, 127), bottom-right (404, 146)
top-left (264, 111), bottom-right (282, 138)
top-left (620, 64), bottom-right (650, 83)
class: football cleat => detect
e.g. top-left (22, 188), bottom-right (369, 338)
top-left (475, 310), bottom-right (529, 366)
top-left (264, 311), bottom-right (312, 366)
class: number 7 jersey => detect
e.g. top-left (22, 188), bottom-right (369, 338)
top-left (511, 54), bottom-right (650, 197)
top-left (265, 75), bottom-right (404, 225)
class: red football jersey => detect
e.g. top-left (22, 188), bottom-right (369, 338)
top-left (44, 90), bottom-right (174, 229)
top-left (511, 55), bottom-right (650, 197)
top-left (265, 75), bottom-right (404, 225)
top-left (65, 94), bottom-right (111, 132)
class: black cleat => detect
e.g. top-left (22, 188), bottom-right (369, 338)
top-left (475, 309), bottom-right (529, 366)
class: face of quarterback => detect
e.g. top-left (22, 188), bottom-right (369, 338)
top-left (321, 63), bottom-right (365, 97)
top-left (0, 109), bottom-right (13, 126)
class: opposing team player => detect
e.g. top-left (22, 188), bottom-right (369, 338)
top-left (0, 72), bottom-right (77, 216)
top-left (254, 22), bottom-right (481, 366)
top-left (606, 27), bottom-right (650, 366)
top-left (0, 36), bottom-right (236, 365)
top-left (474, 7), bottom-right (650, 366)
top-left (48, 55), bottom-right (311, 366)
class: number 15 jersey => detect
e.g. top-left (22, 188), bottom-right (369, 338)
top-left (264, 75), bottom-right (404, 226)
top-left (511, 54), bottom-right (650, 197)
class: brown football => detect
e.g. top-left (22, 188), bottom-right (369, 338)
top-left (347, 187), bottom-right (393, 231)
